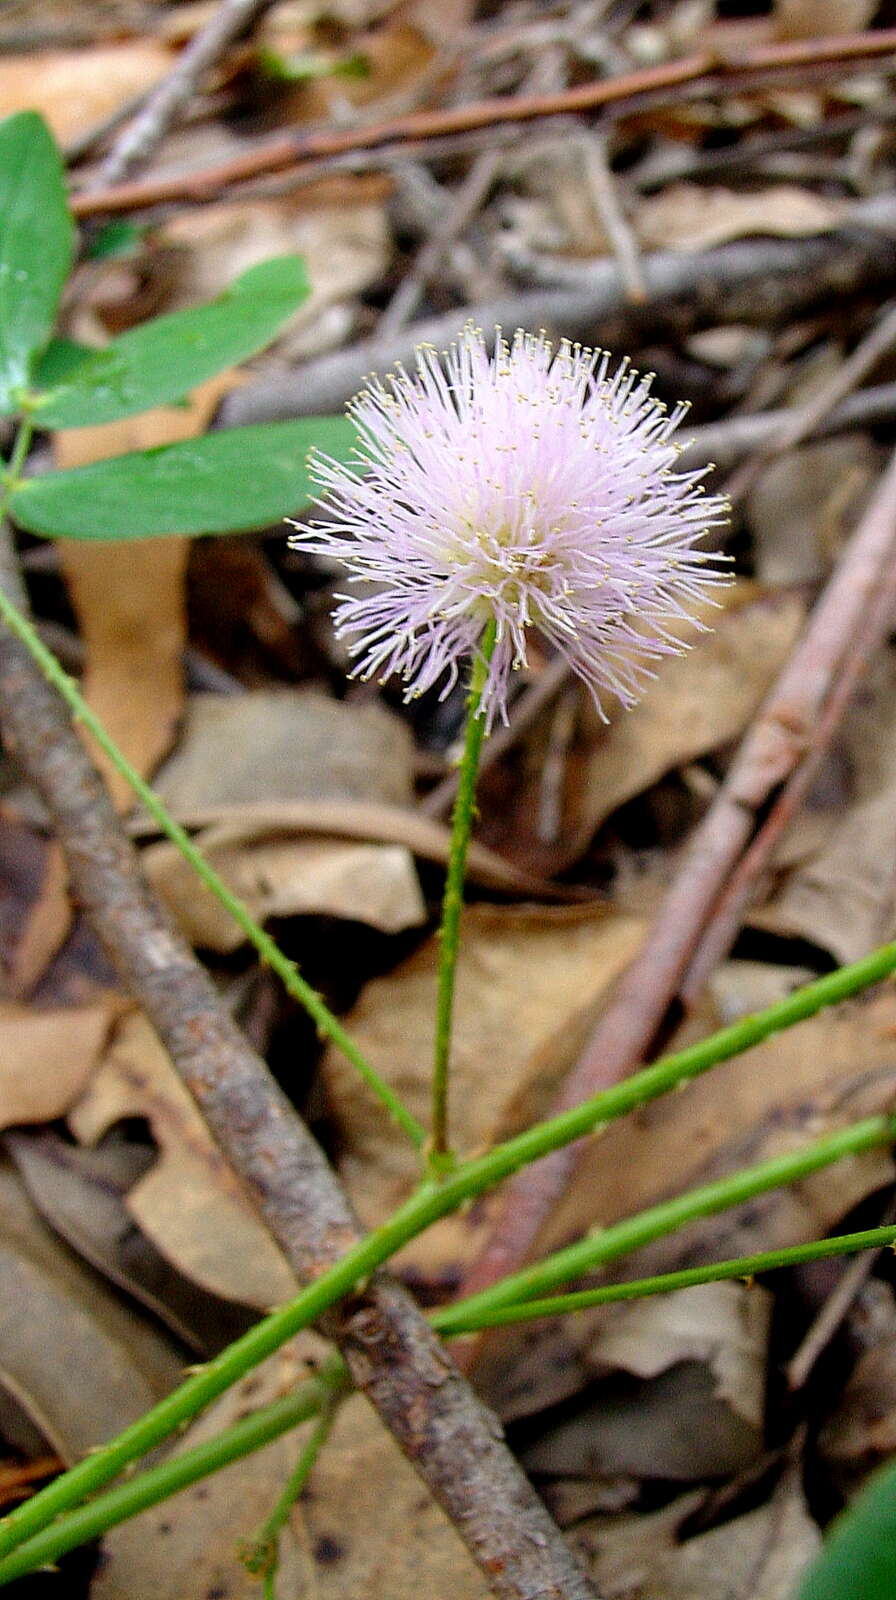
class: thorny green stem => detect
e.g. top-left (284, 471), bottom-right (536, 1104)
top-left (0, 575), bottom-right (426, 1151)
top-left (430, 618), bottom-right (498, 1171)
top-left (5, 1207), bottom-right (896, 1586)
top-left (239, 1387), bottom-right (344, 1597)
top-left (431, 1116), bottom-right (896, 1334)
top-left (3, 1107), bottom-right (895, 1572)
top-left (0, 1363), bottom-right (346, 1587)
top-left (437, 1223), bottom-right (896, 1331)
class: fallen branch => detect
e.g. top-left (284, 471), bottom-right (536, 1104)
top-left (0, 526), bottom-right (598, 1600)
top-left (218, 194), bottom-right (896, 425)
top-left (70, 26), bottom-right (896, 216)
top-left (457, 443), bottom-right (896, 1307)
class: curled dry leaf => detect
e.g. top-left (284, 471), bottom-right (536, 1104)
top-left (473, 971), bottom-right (896, 1420)
top-left (68, 1011), bottom-right (297, 1309)
top-left (817, 1278), bottom-right (896, 1493)
top-left (0, 1157), bottom-right (180, 1464)
top-left (518, 1283), bottom-right (771, 1488)
top-left (575, 1475), bottom-right (820, 1600)
top-left (321, 903), bottom-right (647, 1277)
top-left (634, 183), bottom-right (845, 254)
top-left (145, 689), bottom-right (429, 945)
top-left (7, 1129), bottom-right (253, 1355)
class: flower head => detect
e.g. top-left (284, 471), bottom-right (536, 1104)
top-left (289, 325), bottom-right (729, 729)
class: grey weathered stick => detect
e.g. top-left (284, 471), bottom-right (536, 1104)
top-left (98, 0), bottom-right (276, 187)
top-left (0, 527), bottom-right (597, 1600)
top-left (218, 193), bottom-right (896, 426)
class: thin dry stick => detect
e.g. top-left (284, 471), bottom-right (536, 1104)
top-left (457, 445), bottom-right (896, 1306)
top-left (378, 146), bottom-right (505, 336)
top-left (69, 26), bottom-right (896, 216)
top-left (422, 653), bottom-right (572, 819)
top-left (0, 528), bottom-right (598, 1600)
top-left (725, 298), bottom-right (896, 502)
top-left (579, 132), bottom-right (646, 302)
top-left (220, 194), bottom-right (896, 426)
top-left (785, 1198), bottom-right (896, 1392)
top-left (678, 556), bottom-right (896, 1005)
top-left (97, 0), bottom-right (276, 186)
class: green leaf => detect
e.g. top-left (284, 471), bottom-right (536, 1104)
top-left (32, 256), bottom-right (310, 429)
top-left (87, 219), bottom-right (143, 262)
top-left (0, 111), bottom-right (73, 415)
top-left (8, 418), bottom-right (356, 539)
top-left (33, 337), bottom-right (93, 389)
top-left (796, 1457), bottom-right (896, 1600)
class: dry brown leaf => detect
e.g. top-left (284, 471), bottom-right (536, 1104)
top-left (523, 1283), bottom-right (770, 1484)
top-left (146, 834), bottom-right (426, 950)
top-left (143, 690), bottom-right (430, 944)
top-left (774, 0), bottom-right (877, 39)
top-left (55, 372), bottom-right (238, 809)
top-left (576, 1477), bottom-right (820, 1600)
top-left (747, 436), bottom-right (880, 588)
top-left (0, 43), bottom-right (170, 143)
top-left (161, 195), bottom-right (391, 360)
top-left (91, 1342), bottom-right (318, 1600)
top-left (752, 649), bottom-right (896, 963)
top-left (298, 1391), bottom-right (491, 1600)
top-left (0, 815), bottom-right (71, 999)
top-left (818, 1281), bottom-right (896, 1488)
top-left (592, 1281), bottom-right (770, 1427)
top-left (154, 689), bottom-right (416, 810)
top-left (0, 1157), bottom-right (180, 1463)
top-left (0, 998), bottom-right (118, 1130)
top-left (635, 182), bottom-right (844, 253)
top-left (496, 586), bottom-right (805, 873)
top-left (473, 973), bottom-right (896, 1419)
top-left (7, 1129), bottom-right (252, 1355)
top-left (69, 1011), bottom-right (297, 1309)
top-left (322, 904), bottom-right (646, 1271)
top-left (132, 797), bottom-right (575, 900)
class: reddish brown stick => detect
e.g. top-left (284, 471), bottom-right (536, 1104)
top-left (69, 27), bottom-right (896, 216)
top-left (459, 445), bottom-right (896, 1304)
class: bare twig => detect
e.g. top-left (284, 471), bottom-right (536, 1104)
top-left (457, 446), bottom-right (896, 1308)
top-left (725, 299), bottom-right (896, 501)
top-left (219, 193), bottom-right (896, 426)
top-left (70, 27), bottom-right (896, 217)
top-left (679, 381), bottom-right (896, 473)
top-left (0, 527), bottom-right (598, 1600)
top-left (579, 132), bottom-right (645, 302)
top-left (785, 1197), bottom-right (896, 1392)
top-left (379, 147), bottom-right (505, 336)
top-left (97, 0), bottom-right (277, 188)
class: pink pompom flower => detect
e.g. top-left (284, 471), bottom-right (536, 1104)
top-left (289, 325), bottom-right (729, 730)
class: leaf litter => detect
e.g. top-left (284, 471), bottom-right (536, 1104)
top-left (4, 0), bottom-right (896, 1593)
